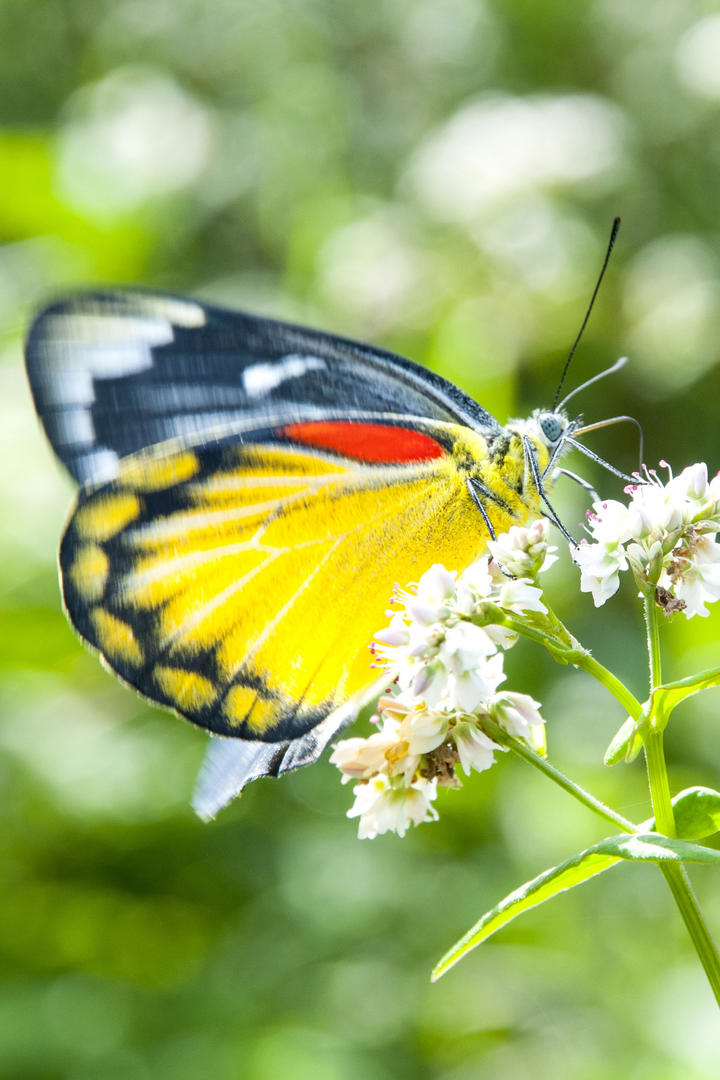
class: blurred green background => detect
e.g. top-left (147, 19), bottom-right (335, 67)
top-left (3, 1), bottom-right (720, 1076)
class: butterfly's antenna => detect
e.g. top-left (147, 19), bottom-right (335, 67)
top-left (557, 355), bottom-right (627, 410)
top-left (552, 216), bottom-right (621, 411)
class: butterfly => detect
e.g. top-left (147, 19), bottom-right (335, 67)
top-left (25, 286), bottom-right (625, 817)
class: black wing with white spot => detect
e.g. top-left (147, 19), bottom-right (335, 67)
top-left (25, 290), bottom-right (500, 487)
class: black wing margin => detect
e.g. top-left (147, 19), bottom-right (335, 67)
top-left (25, 290), bottom-right (500, 487)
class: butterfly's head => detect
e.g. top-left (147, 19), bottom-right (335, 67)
top-left (504, 408), bottom-right (579, 478)
top-left (505, 409), bottom-right (576, 454)
top-left (525, 408), bottom-right (581, 456)
top-left (525, 405), bottom-right (641, 490)
top-left (535, 409), bottom-right (575, 450)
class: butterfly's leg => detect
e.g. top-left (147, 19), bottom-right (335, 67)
top-left (466, 477), bottom-right (496, 540)
top-left (541, 436), bottom-right (568, 481)
top-left (553, 466), bottom-right (600, 504)
top-left (521, 436), bottom-right (576, 546)
top-left (564, 437), bottom-right (637, 484)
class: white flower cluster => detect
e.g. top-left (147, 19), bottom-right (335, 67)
top-left (574, 462), bottom-right (720, 617)
top-left (331, 521), bottom-right (554, 839)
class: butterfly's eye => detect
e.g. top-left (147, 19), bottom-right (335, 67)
top-left (539, 413), bottom-right (565, 445)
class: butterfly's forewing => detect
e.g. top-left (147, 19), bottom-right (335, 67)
top-left (26, 292), bottom-right (513, 811)
top-left (25, 291), bottom-right (499, 486)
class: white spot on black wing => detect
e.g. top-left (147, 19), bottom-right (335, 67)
top-left (243, 354), bottom-right (326, 399)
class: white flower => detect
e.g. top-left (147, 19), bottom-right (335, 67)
top-left (331, 693), bottom-right (449, 788)
top-left (402, 660), bottom-right (441, 703)
top-left (585, 499), bottom-right (634, 542)
top-left (458, 551), bottom-right (548, 616)
top-left (373, 609), bottom-right (445, 692)
top-left (631, 463), bottom-right (718, 533)
top-left (341, 531), bottom-right (557, 838)
top-left (626, 500), bottom-right (655, 540)
top-left (406, 563), bottom-right (457, 625)
top-left (573, 461), bottom-right (720, 616)
top-left (379, 692), bottom-right (450, 753)
top-left (398, 704), bottom-right (450, 754)
top-left (491, 691), bottom-right (545, 753)
top-left (444, 648), bottom-right (506, 713)
top-left (442, 621), bottom-right (498, 667)
top-left (574, 537), bottom-right (628, 606)
top-left (329, 718), bottom-right (419, 782)
top-left (483, 623), bottom-right (518, 650)
top-left (574, 498), bottom-right (636, 604)
top-left (373, 613), bottom-right (410, 649)
top-left (660, 533), bottom-right (720, 617)
top-left (347, 774), bottom-right (439, 838)
top-left (495, 577), bottom-right (548, 614)
top-left (670, 462), bottom-right (708, 502)
top-left (488, 519), bottom-right (558, 578)
top-left (457, 556), bottom-right (495, 601)
top-left (452, 721), bottom-right (501, 776)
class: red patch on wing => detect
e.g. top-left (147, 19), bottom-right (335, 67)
top-left (281, 421), bottom-right (446, 464)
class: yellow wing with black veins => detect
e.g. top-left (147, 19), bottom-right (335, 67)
top-left (60, 419), bottom-right (525, 743)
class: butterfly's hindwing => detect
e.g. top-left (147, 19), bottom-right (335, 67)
top-left (60, 420), bottom-right (511, 742)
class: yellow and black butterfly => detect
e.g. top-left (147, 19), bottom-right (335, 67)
top-left (25, 263), bottom-right (628, 816)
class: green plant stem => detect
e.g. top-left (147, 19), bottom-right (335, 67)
top-left (644, 590), bottom-right (663, 694)
top-left (642, 595), bottom-right (720, 1007)
top-left (497, 613), bottom-right (643, 719)
top-left (644, 730), bottom-right (675, 836)
top-left (479, 595), bottom-right (720, 1001)
top-left (659, 862), bottom-right (720, 1007)
top-left (480, 717), bottom-right (637, 834)
top-left (643, 595), bottom-right (676, 838)
top-left (572, 652), bottom-right (644, 720)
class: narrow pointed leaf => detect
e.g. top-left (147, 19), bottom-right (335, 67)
top-left (650, 667), bottom-right (720, 730)
top-left (432, 832), bottom-right (720, 981)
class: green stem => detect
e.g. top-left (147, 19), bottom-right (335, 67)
top-left (644, 590), bottom-right (663, 694)
top-left (497, 612), bottom-right (643, 720)
top-left (645, 730), bottom-right (675, 837)
top-left (642, 596), bottom-right (675, 838)
top-left (477, 594), bottom-right (720, 1001)
top-left (480, 716), bottom-right (637, 834)
top-left (642, 595), bottom-right (720, 1007)
top-left (659, 862), bottom-right (720, 1008)
top-left (572, 652), bottom-right (644, 721)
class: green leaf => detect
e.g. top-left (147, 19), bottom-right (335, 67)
top-left (649, 667), bottom-right (720, 731)
top-left (671, 787), bottom-right (720, 841)
top-left (432, 832), bottom-right (720, 981)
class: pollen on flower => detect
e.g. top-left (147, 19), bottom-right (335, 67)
top-left (386, 740), bottom-right (411, 767)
